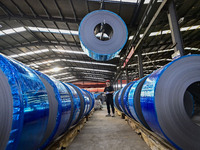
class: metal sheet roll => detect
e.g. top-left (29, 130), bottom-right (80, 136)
top-left (128, 77), bottom-right (150, 129)
top-left (113, 91), bottom-right (118, 109)
top-left (81, 90), bottom-right (91, 116)
top-left (117, 90), bottom-right (123, 111)
top-left (64, 83), bottom-right (81, 126)
top-left (113, 90), bottom-right (122, 112)
top-left (67, 83), bottom-right (86, 121)
top-left (123, 81), bottom-right (136, 119)
top-left (140, 55), bottom-right (200, 149)
top-left (79, 10), bottom-right (128, 61)
top-left (0, 55), bottom-right (49, 150)
top-left (119, 82), bottom-right (134, 117)
top-left (36, 72), bottom-right (72, 148)
top-left (83, 89), bottom-right (95, 115)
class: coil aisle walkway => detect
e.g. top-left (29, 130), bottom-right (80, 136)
top-left (67, 105), bottom-right (150, 150)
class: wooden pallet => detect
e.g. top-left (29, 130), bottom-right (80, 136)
top-left (115, 108), bottom-right (126, 119)
top-left (46, 109), bottom-right (94, 150)
top-left (115, 109), bottom-right (176, 150)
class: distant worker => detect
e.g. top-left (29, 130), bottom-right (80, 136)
top-left (104, 80), bottom-right (115, 117)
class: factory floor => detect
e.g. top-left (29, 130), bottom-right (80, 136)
top-left (67, 105), bottom-right (150, 150)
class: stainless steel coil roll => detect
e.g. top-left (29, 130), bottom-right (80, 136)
top-left (119, 82), bottom-right (133, 117)
top-left (36, 72), bottom-right (72, 149)
top-left (113, 90), bottom-right (123, 112)
top-left (79, 10), bottom-right (128, 61)
top-left (0, 55), bottom-right (49, 150)
top-left (140, 55), bottom-right (200, 149)
top-left (128, 76), bottom-right (150, 129)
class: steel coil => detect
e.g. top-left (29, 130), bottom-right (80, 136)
top-left (0, 54), bottom-right (95, 150)
top-left (140, 55), bottom-right (200, 149)
top-left (79, 10), bottom-right (128, 61)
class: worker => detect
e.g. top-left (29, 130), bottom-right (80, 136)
top-left (104, 80), bottom-right (115, 117)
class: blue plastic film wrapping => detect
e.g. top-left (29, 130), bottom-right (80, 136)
top-left (83, 90), bottom-right (95, 115)
top-left (64, 83), bottom-right (81, 126)
top-left (123, 81), bottom-right (135, 119)
top-left (127, 77), bottom-right (150, 129)
top-left (36, 72), bottom-right (71, 149)
top-left (0, 54), bottom-right (49, 150)
top-left (119, 82), bottom-right (133, 117)
top-left (67, 83), bottom-right (86, 122)
top-left (79, 10), bottom-right (128, 61)
top-left (81, 90), bottom-right (91, 116)
top-left (87, 91), bottom-right (95, 113)
top-left (113, 90), bottom-right (122, 111)
top-left (117, 90), bottom-right (124, 111)
top-left (44, 75), bottom-right (71, 138)
top-left (113, 91), bottom-right (119, 108)
top-left (140, 55), bottom-right (200, 149)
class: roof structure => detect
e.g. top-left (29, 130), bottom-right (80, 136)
top-left (0, 0), bottom-right (199, 84)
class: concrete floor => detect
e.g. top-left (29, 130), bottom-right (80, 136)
top-left (67, 105), bottom-right (150, 150)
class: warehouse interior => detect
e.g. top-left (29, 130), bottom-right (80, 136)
top-left (0, 0), bottom-right (199, 90)
top-left (0, 0), bottom-right (200, 150)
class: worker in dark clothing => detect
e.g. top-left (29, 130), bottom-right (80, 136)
top-left (104, 80), bottom-right (115, 117)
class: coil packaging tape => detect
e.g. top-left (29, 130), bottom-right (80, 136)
top-left (140, 55), bottom-right (200, 149)
top-left (79, 10), bottom-right (128, 61)
top-left (0, 55), bottom-right (49, 150)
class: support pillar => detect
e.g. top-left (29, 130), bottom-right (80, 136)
top-left (167, 0), bottom-right (184, 56)
top-left (138, 51), bottom-right (144, 78)
top-left (126, 68), bottom-right (129, 84)
top-left (120, 75), bottom-right (122, 89)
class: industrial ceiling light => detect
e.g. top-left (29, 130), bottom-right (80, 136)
top-left (27, 26), bottom-right (79, 35)
top-left (74, 67), bottom-right (113, 73)
top-left (52, 67), bottom-right (61, 72)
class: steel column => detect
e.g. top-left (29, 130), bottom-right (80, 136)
top-left (138, 51), bottom-right (144, 78)
top-left (120, 75), bottom-right (122, 89)
top-left (167, 0), bottom-right (184, 56)
top-left (126, 68), bottom-right (129, 84)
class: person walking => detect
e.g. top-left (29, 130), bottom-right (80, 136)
top-left (104, 80), bottom-right (115, 117)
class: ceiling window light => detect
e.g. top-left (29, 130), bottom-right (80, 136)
top-left (9, 49), bottom-right (49, 58)
top-left (41, 67), bottom-right (69, 73)
top-left (52, 49), bottom-right (85, 54)
top-left (128, 35), bottom-right (134, 40)
top-left (51, 72), bottom-right (70, 77)
top-left (2, 27), bottom-right (26, 35)
top-left (83, 76), bottom-right (107, 81)
top-left (28, 26), bottom-right (79, 35)
top-left (64, 79), bottom-right (79, 83)
top-left (52, 67), bottom-right (61, 72)
top-left (28, 58), bottom-right (115, 67)
top-left (88, 0), bottom-right (157, 4)
top-left (14, 27), bottom-right (26, 32)
top-left (73, 67), bottom-right (113, 73)
top-left (58, 76), bottom-right (75, 80)
top-left (3, 29), bottom-right (15, 34)
top-left (27, 27), bottom-right (38, 31)
top-left (66, 59), bottom-right (116, 67)
top-left (185, 47), bottom-right (200, 51)
top-left (129, 25), bottom-right (200, 41)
